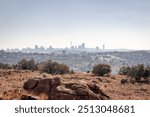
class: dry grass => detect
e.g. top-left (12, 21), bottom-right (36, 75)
top-left (0, 69), bottom-right (150, 100)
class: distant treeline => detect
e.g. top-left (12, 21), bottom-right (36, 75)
top-left (0, 58), bottom-right (150, 83)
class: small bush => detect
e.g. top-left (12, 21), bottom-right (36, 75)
top-left (143, 66), bottom-right (150, 79)
top-left (70, 70), bottom-right (75, 74)
top-left (92, 64), bottom-right (111, 76)
top-left (0, 63), bottom-right (11, 69)
top-left (17, 59), bottom-right (38, 71)
top-left (119, 64), bottom-right (150, 82)
top-left (128, 64), bottom-right (144, 82)
top-left (128, 64), bottom-right (150, 82)
top-left (39, 60), bottom-right (69, 75)
top-left (119, 66), bottom-right (130, 75)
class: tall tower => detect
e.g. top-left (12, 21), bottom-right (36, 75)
top-left (70, 41), bottom-right (72, 48)
top-left (82, 43), bottom-right (85, 49)
top-left (103, 44), bottom-right (105, 50)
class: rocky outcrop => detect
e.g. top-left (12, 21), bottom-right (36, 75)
top-left (23, 77), bottom-right (110, 100)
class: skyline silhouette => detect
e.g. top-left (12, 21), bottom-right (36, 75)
top-left (0, 0), bottom-right (150, 50)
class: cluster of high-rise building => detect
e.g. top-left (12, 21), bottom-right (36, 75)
top-left (4, 43), bottom-right (106, 53)
top-left (70, 43), bottom-right (85, 50)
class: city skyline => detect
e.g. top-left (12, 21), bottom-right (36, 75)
top-left (0, 0), bottom-right (150, 50)
top-left (2, 43), bottom-right (104, 50)
top-left (2, 43), bottom-right (143, 54)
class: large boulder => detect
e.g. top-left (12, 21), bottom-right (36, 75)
top-left (23, 77), bottom-right (110, 100)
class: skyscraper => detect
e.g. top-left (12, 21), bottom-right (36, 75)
top-left (103, 45), bottom-right (105, 50)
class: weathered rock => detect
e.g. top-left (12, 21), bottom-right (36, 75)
top-left (33, 79), bottom-right (51, 94)
top-left (51, 77), bottom-right (61, 86)
top-left (23, 79), bottom-right (38, 90)
top-left (20, 95), bottom-right (38, 100)
top-left (87, 83), bottom-right (100, 94)
top-left (76, 88), bottom-right (89, 96)
top-left (23, 77), bottom-right (110, 100)
top-left (121, 79), bottom-right (128, 84)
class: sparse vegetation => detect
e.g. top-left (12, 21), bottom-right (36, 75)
top-left (119, 66), bottom-right (130, 75)
top-left (119, 64), bottom-right (150, 83)
top-left (0, 58), bottom-right (70, 74)
top-left (70, 70), bottom-right (75, 74)
top-left (17, 59), bottom-right (38, 71)
top-left (0, 63), bottom-right (11, 69)
top-left (129, 64), bottom-right (150, 82)
top-left (39, 60), bottom-right (69, 75)
top-left (92, 64), bottom-right (111, 76)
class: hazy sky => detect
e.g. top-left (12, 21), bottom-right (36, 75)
top-left (0, 0), bottom-right (150, 50)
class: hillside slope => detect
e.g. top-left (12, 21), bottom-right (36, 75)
top-left (0, 69), bottom-right (150, 100)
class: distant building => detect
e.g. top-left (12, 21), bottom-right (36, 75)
top-left (70, 41), bottom-right (72, 48)
top-left (35, 45), bottom-right (38, 49)
top-left (103, 45), bottom-right (105, 50)
top-left (70, 42), bottom-right (75, 49)
top-left (40, 46), bottom-right (45, 49)
top-left (49, 46), bottom-right (52, 49)
top-left (96, 46), bottom-right (99, 51)
top-left (62, 50), bottom-right (66, 54)
top-left (78, 43), bottom-right (85, 50)
top-left (82, 43), bottom-right (85, 48)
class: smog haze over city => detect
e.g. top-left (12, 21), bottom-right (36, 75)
top-left (1, 0), bottom-right (150, 101)
top-left (0, 0), bottom-right (150, 50)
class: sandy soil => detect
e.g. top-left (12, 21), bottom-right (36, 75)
top-left (0, 69), bottom-right (150, 100)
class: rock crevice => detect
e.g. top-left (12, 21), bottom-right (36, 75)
top-left (23, 77), bottom-right (110, 100)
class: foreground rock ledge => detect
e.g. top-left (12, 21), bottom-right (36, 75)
top-left (23, 77), bottom-right (110, 100)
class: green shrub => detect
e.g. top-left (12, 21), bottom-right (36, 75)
top-left (92, 64), bottom-right (111, 76)
top-left (17, 59), bottom-right (38, 70)
top-left (39, 60), bottom-right (69, 75)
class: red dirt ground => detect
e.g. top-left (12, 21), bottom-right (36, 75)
top-left (0, 69), bottom-right (150, 100)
